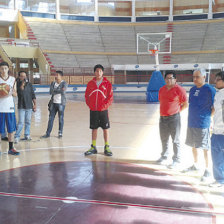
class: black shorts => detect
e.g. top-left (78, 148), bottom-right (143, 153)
top-left (90, 110), bottom-right (110, 129)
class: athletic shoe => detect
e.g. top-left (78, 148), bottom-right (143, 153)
top-left (1, 137), bottom-right (8, 141)
top-left (181, 165), bottom-right (200, 173)
top-left (168, 161), bottom-right (182, 170)
top-left (8, 148), bottom-right (20, 156)
top-left (21, 136), bottom-right (32, 141)
top-left (156, 156), bottom-right (169, 165)
top-left (58, 133), bottom-right (63, 138)
top-left (209, 181), bottom-right (224, 188)
top-left (201, 170), bottom-right (211, 182)
top-left (14, 138), bottom-right (19, 144)
top-left (104, 145), bottom-right (112, 156)
top-left (41, 134), bottom-right (50, 138)
top-left (84, 145), bottom-right (97, 156)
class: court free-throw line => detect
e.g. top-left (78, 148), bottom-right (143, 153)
top-left (0, 191), bottom-right (222, 217)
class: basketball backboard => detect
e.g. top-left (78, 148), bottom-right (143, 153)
top-left (137, 32), bottom-right (172, 54)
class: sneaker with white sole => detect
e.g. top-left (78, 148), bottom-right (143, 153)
top-left (84, 145), bottom-right (97, 156)
top-left (209, 181), bottom-right (224, 188)
top-left (14, 138), bottom-right (19, 144)
top-left (200, 169), bottom-right (211, 182)
top-left (21, 136), bottom-right (32, 141)
top-left (182, 165), bottom-right (200, 173)
top-left (168, 161), bottom-right (182, 170)
top-left (156, 156), bottom-right (169, 165)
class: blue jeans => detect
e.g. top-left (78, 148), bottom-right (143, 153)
top-left (211, 134), bottom-right (224, 184)
top-left (159, 113), bottom-right (181, 162)
top-left (1, 128), bottom-right (7, 138)
top-left (15, 109), bottom-right (32, 139)
top-left (46, 103), bottom-right (65, 136)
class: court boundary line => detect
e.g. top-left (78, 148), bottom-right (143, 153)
top-left (0, 191), bottom-right (221, 217)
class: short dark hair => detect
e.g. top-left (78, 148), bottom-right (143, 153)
top-left (56, 70), bottom-right (63, 76)
top-left (165, 71), bottom-right (176, 79)
top-left (94, 64), bottom-right (104, 72)
top-left (216, 71), bottom-right (224, 81)
top-left (18, 71), bottom-right (27, 76)
top-left (0, 61), bottom-right (9, 68)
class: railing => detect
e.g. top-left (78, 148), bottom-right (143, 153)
top-left (0, 38), bottom-right (39, 47)
top-left (51, 66), bottom-right (113, 75)
top-left (37, 73), bottom-right (199, 85)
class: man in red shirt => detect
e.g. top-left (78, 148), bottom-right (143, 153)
top-left (84, 64), bottom-right (113, 156)
top-left (157, 71), bottom-right (188, 169)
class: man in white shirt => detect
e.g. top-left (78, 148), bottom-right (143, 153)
top-left (210, 71), bottom-right (224, 187)
top-left (0, 61), bottom-right (20, 155)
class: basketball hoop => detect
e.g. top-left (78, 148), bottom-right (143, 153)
top-left (137, 32), bottom-right (172, 71)
top-left (149, 49), bottom-right (158, 56)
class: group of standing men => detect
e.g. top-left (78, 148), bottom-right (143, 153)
top-left (0, 62), bottom-right (113, 158)
top-left (158, 69), bottom-right (224, 187)
top-left (0, 61), bottom-right (67, 155)
top-left (0, 60), bottom-right (223, 187)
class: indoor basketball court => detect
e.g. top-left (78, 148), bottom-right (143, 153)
top-left (0, 94), bottom-right (223, 223)
top-left (1, 0), bottom-right (224, 223)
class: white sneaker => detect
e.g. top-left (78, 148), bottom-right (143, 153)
top-left (209, 181), bottom-right (224, 188)
top-left (21, 136), bottom-right (32, 141)
top-left (14, 138), bottom-right (19, 144)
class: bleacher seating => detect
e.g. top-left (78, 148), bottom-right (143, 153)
top-left (26, 18), bottom-right (224, 69)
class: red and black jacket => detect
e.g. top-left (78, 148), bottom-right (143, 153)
top-left (85, 77), bottom-right (113, 111)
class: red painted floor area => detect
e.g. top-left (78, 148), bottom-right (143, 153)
top-left (0, 161), bottom-right (214, 224)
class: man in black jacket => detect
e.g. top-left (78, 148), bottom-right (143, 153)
top-left (14, 71), bottom-right (36, 143)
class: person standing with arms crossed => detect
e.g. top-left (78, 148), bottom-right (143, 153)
top-left (84, 64), bottom-right (113, 156)
top-left (0, 61), bottom-right (20, 155)
top-left (157, 71), bottom-right (188, 169)
top-left (183, 68), bottom-right (216, 182)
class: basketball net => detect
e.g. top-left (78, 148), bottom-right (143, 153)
top-left (149, 49), bottom-right (158, 56)
top-left (149, 48), bottom-right (159, 71)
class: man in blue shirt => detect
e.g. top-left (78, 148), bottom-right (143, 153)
top-left (183, 68), bottom-right (216, 182)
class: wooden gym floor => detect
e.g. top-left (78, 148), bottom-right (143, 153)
top-left (0, 93), bottom-right (223, 224)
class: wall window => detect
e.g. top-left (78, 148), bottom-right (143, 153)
top-left (213, 0), bottom-right (224, 12)
top-left (99, 0), bottom-right (132, 17)
top-left (17, 0), bottom-right (56, 13)
top-left (0, 0), bottom-right (13, 9)
top-left (174, 0), bottom-right (209, 15)
top-left (136, 0), bottom-right (169, 16)
top-left (60, 0), bottom-right (95, 16)
top-left (1, 0), bottom-right (222, 19)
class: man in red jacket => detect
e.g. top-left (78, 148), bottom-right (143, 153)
top-left (84, 64), bottom-right (113, 156)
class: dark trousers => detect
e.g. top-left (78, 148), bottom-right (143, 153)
top-left (46, 103), bottom-right (65, 136)
top-left (159, 113), bottom-right (181, 162)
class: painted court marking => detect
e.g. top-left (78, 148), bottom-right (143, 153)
top-left (1, 145), bottom-right (136, 155)
top-left (0, 191), bottom-right (223, 217)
